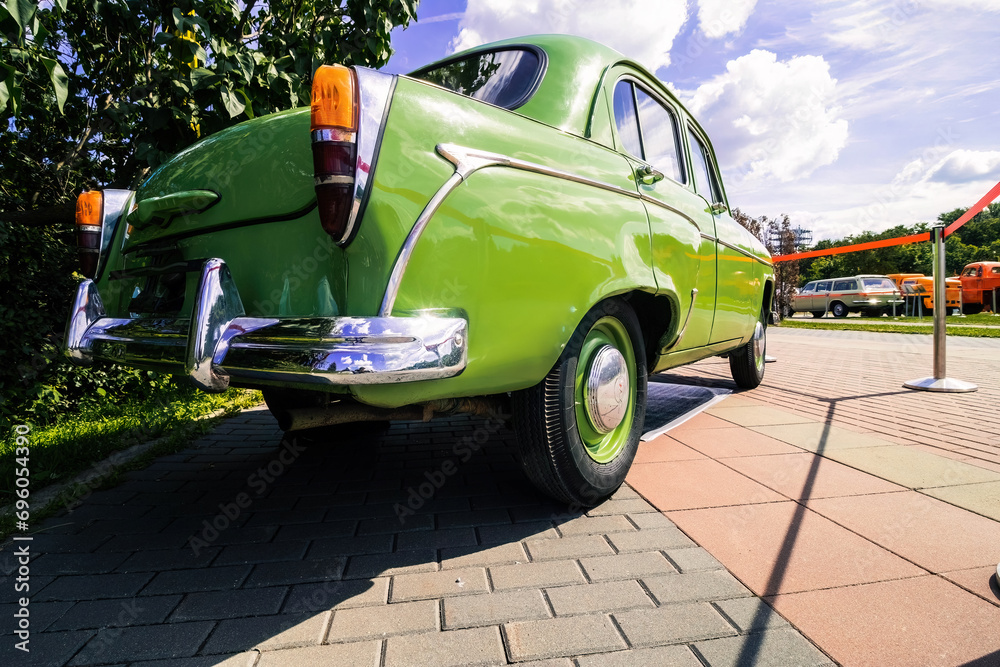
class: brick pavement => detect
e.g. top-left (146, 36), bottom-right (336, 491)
top-left (628, 327), bottom-right (1000, 666)
top-left (0, 403), bottom-right (830, 666)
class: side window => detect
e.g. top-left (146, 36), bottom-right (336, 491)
top-left (832, 280), bottom-right (853, 291)
top-left (688, 128), bottom-right (721, 203)
top-left (992, 267), bottom-right (1000, 275)
top-left (816, 281), bottom-right (831, 292)
top-left (963, 267), bottom-right (977, 277)
top-left (801, 283), bottom-right (815, 293)
top-left (634, 89), bottom-right (684, 183)
top-left (612, 81), bottom-right (643, 159)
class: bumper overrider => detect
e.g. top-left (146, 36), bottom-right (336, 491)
top-left (64, 258), bottom-right (468, 392)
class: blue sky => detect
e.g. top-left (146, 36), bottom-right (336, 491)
top-left (382, 0), bottom-right (1000, 242)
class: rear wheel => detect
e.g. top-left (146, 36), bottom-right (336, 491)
top-left (729, 309), bottom-right (766, 389)
top-left (831, 302), bottom-right (849, 318)
top-left (963, 303), bottom-right (984, 315)
top-left (512, 298), bottom-right (646, 507)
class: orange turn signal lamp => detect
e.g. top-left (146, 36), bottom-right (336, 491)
top-left (75, 190), bottom-right (104, 277)
top-left (310, 65), bottom-right (358, 132)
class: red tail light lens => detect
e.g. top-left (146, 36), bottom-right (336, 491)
top-left (311, 65), bottom-right (359, 244)
top-left (75, 191), bottom-right (103, 278)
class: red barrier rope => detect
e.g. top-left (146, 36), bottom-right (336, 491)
top-left (771, 178), bottom-right (1000, 263)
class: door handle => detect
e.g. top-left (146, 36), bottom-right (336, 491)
top-left (637, 165), bottom-right (664, 184)
top-left (710, 202), bottom-right (727, 215)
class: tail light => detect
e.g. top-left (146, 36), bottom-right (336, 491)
top-left (75, 191), bottom-right (104, 278)
top-left (311, 65), bottom-right (358, 244)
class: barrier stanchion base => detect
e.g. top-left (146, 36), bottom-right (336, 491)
top-left (903, 376), bottom-right (978, 392)
top-left (764, 355), bottom-right (777, 363)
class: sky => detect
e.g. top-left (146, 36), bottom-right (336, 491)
top-left (382, 0), bottom-right (1000, 243)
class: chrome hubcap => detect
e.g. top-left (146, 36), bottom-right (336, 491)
top-left (584, 345), bottom-right (629, 433)
top-left (752, 321), bottom-right (766, 371)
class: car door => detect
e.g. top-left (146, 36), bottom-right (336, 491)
top-left (610, 76), bottom-right (715, 351)
top-left (796, 282), bottom-right (816, 312)
top-left (812, 280), bottom-right (832, 311)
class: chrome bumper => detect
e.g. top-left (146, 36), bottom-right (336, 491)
top-left (64, 258), bottom-right (468, 392)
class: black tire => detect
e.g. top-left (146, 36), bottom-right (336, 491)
top-left (831, 302), bottom-right (848, 318)
top-left (729, 308), bottom-right (766, 389)
top-left (810, 311), bottom-right (825, 318)
top-left (861, 308), bottom-right (881, 318)
top-left (512, 298), bottom-right (647, 507)
top-left (963, 303), bottom-right (984, 315)
top-left (262, 389), bottom-right (389, 442)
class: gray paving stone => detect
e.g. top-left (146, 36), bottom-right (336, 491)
top-left (443, 589), bottom-right (551, 629)
top-left (581, 551), bottom-right (676, 582)
top-left (667, 547), bottom-right (725, 573)
top-left (525, 534), bottom-right (614, 561)
top-left (37, 572), bottom-right (153, 601)
top-left (694, 627), bottom-right (834, 666)
top-left (69, 621), bottom-right (215, 664)
top-left (478, 521), bottom-right (558, 544)
top-left (170, 586), bottom-right (286, 621)
top-left (49, 595), bottom-right (180, 631)
top-left (343, 549), bottom-right (438, 579)
top-left (607, 527), bottom-right (696, 552)
top-left (358, 514), bottom-right (434, 534)
top-left (130, 653), bottom-right (256, 667)
top-left (384, 627), bottom-right (507, 667)
top-left (141, 565), bottom-right (251, 595)
top-left (273, 520), bottom-right (357, 541)
top-left (0, 628), bottom-right (92, 666)
top-left (576, 645), bottom-right (703, 666)
top-left (436, 508), bottom-right (511, 528)
top-left (256, 641), bottom-right (381, 666)
top-left (327, 599), bottom-right (438, 642)
top-left (439, 542), bottom-right (528, 569)
top-left (627, 512), bottom-right (676, 530)
top-left (642, 571), bottom-right (753, 604)
top-left (243, 557), bottom-right (345, 587)
top-left (283, 578), bottom-right (389, 614)
top-left (306, 534), bottom-right (394, 559)
top-left (0, 600), bottom-right (73, 632)
top-left (214, 540), bottom-right (309, 566)
top-left (546, 580), bottom-right (654, 616)
top-left (116, 546), bottom-right (221, 572)
top-left (391, 566), bottom-right (489, 602)
top-left (586, 498), bottom-right (659, 516)
top-left (489, 560), bottom-right (585, 591)
top-left (33, 552), bottom-right (131, 576)
top-left (713, 597), bottom-right (790, 634)
top-left (203, 612), bottom-right (329, 653)
top-left (243, 507), bottom-right (327, 527)
top-left (396, 527), bottom-right (478, 550)
top-left (503, 614), bottom-right (626, 661)
top-left (555, 515), bottom-right (636, 536)
top-left (614, 602), bottom-right (737, 648)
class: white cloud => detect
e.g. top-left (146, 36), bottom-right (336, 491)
top-left (687, 49), bottom-right (848, 183)
top-left (927, 150), bottom-right (1000, 184)
top-left (451, 0), bottom-right (689, 72)
top-left (697, 0), bottom-right (757, 38)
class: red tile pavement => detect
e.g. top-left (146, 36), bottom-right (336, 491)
top-left (664, 501), bottom-right (924, 596)
top-left (668, 426), bottom-right (803, 458)
top-left (766, 576), bottom-right (1000, 666)
top-left (631, 437), bottom-right (706, 464)
top-left (721, 452), bottom-right (905, 500)
top-left (940, 565), bottom-right (1000, 607)
top-left (805, 491), bottom-right (1000, 573)
top-left (626, 458), bottom-right (785, 511)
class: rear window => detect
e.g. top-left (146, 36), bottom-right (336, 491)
top-left (816, 281), bottom-right (831, 292)
top-left (833, 280), bottom-right (857, 291)
top-left (411, 48), bottom-right (544, 110)
top-left (862, 278), bottom-right (896, 290)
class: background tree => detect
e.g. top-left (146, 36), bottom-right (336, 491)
top-left (0, 0), bottom-right (418, 424)
top-left (733, 208), bottom-right (800, 317)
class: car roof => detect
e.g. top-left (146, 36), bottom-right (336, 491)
top-left (412, 34), bottom-right (692, 140)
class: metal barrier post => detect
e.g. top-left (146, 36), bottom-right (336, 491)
top-left (993, 287), bottom-right (999, 316)
top-left (904, 224), bottom-right (977, 392)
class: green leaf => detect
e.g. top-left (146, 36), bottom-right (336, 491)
top-left (219, 86), bottom-right (244, 118)
top-left (38, 56), bottom-right (68, 114)
top-left (236, 88), bottom-right (253, 119)
top-left (0, 75), bottom-right (11, 113)
top-left (190, 67), bottom-right (217, 88)
top-left (54, 0), bottom-right (66, 12)
top-left (153, 31), bottom-right (174, 46)
top-left (5, 0), bottom-right (34, 32)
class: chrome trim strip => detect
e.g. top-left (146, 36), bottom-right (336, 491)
top-left (717, 238), bottom-right (773, 267)
top-left (77, 224), bottom-right (103, 234)
top-left (312, 129), bottom-right (356, 143)
top-left (379, 142), bottom-right (702, 316)
top-left (342, 67), bottom-right (396, 245)
top-left (64, 259), bottom-right (468, 391)
top-left (96, 189), bottom-right (134, 278)
top-left (315, 175), bottom-right (355, 186)
top-left (700, 232), bottom-right (716, 242)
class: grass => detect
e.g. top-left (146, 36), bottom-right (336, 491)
top-left (780, 319), bottom-right (1000, 337)
top-left (0, 384), bottom-right (262, 539)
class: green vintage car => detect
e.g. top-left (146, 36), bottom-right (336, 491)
top-left (65, 35), bottom-right (773, 506)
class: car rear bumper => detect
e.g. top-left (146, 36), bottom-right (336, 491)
top-left (64, 258), bottom-right (468, 392)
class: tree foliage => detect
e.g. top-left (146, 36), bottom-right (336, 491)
top-left (732, 208), bottom-right (800, 316)
top-left (0, 0), bottom-right (418, 425)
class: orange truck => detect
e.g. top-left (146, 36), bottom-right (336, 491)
top-left (958, 261), bottom-right (1000, 313)
top-left (889, 273), bottom-right (961, 315)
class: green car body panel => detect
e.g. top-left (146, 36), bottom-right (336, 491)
top-left (71, 34), bottom-right (773, 410)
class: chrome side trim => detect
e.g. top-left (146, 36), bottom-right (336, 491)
top-left (344, 67), bottom-right (396, 244)
top-left (64, 259), bottom-right (468, 391)
top-left (95, 189), bottom-right (134, 278)
top-left (718, 238), bottom-right (773, 267)
top-left (700, 232), bottom-right (716, 242)
top-left (312, 129), bottom-right (356, 143)
top-left (379, 142), bottom-right (701, 316)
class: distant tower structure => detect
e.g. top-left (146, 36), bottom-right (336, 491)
top-left (768, 225), bottom-right (813, 252)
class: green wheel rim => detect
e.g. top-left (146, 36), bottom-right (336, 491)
top-left (575, 316), bottom-right (637, 464)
